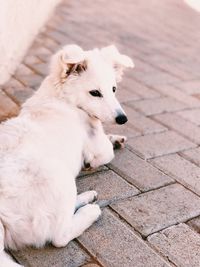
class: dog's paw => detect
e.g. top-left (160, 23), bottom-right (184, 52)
top-left (78, 203), bottom-right (102, 223)
top-left (108, 134), bottom-right (127, 149)
top-left (79, 190), bottom-right (98, 203)
top-left (86, 190), bottom-right (98, 202)
top-left (82, 161), bottom-right (96, 172)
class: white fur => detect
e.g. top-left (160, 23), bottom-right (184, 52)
top-left (0, 44), bottom-right (133, 266)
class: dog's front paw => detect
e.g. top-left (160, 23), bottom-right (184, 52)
top-left (78, 203), bottom-right (102, 223)
top-left (108, 134), bottom-right (127, 149)
top-left (82, 161), bottom-right (98, 171)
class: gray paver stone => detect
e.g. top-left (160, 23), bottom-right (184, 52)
top-left (78, 208), bottom-right (171, 267)
top-left (187, 216), bottom-right (200, 234)
top-left (111, 183), bottom-right (200, 236)
top-left (109, 148), bottom-right (173, 191)
top-left (154, 113), bottom-right (200, 144)
top-left (11, 241), bottom-right (90, 267)
top-left (128, 131), bottom-right (196, 159)
top-left (128, 97), bottom-right (186, 116)
top-left (151, 153), bottom-right (200, 196)
top-left (77, 170), bottom-right (139, 207)
top-left (148, 224), bottom-right (200, 267)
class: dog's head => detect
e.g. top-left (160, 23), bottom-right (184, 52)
top-left (50, 44), bottom-right (134, 124)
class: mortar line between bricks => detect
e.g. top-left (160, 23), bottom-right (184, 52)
top-left (125, 101), bottom-right (200, 118)
top-left (185, 215), bottom-right (200, 228)
top-left (109, 182), bottom-right (180, 209)
top-left (107, 163), bottom-right (176, 193)
top-left (149, 158), bottom-right (200, 199)
top-left (138, 79), bottom-right (200, 107)
top-left (123, 95), bottom-right (162, 105)
top-left (146, 240), bottom-right (178, 267)
top-left (128, 52), bottom-right (184, 81)
top-left (133, 208), bottom-right (200, 239)
top-left (129, 47), bottom-right (198, 82)
top-left (23, 62), bottom-right (45, 77)
top-left (126, 144), bottom-right (198, 161)
top-left (42, 31), bottom-right (61, 46)
top-left (146, 105), bottom-right (200, 116)
top-left (1, 88), bottom-right (20, 107)
top-left (107, 206), bottom-right (144, 238)
top-left (36, 34), bottom-right (61, 53)
top-left (108, 207), bottom-right (176, 266)
top-left (75, 239), bottom-right (104, 267)
top-left (13, 75), bottom-right (28, 87)
top-left (106, 164), bottom-right (142, 192)
top-left (76, 240), bottom-right (104, 267)
top-left (151, 114), bottom-right (200, 145)
top-left (78, 168), bottom-right (109, 179)
top-left (125, 144), bottom-right (180, 161)
top-left (178, 150), bottom-right (200, 167)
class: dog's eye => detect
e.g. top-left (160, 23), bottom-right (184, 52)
top-left (113, 86), bottom-right (117, 93)
top-left (89, 90), bottom-right (103, 97)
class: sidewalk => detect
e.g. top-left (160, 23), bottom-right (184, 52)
top-left (1, 0), bottom-right (200, 266)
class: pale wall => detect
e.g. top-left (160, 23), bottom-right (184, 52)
top-left (185, 0), bottom-right (200, 12)
top-left (0, 0), bottom-right (61, 85)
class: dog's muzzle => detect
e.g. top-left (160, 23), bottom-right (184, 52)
top-left (115, 114), bottom-right (128, 125)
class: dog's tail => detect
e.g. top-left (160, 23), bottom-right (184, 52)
top-left (0, 221), bottom-right (23, 267)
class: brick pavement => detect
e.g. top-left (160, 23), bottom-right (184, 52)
top-left (1, 0), bottom-right (200, 266)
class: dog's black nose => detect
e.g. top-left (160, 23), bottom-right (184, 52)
top-left (115, 114), bottom-right (128, 125)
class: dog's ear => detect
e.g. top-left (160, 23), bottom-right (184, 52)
top-left (101, 45), bottom-right (134, 82)
top-left (61, 45), bottom-right (87, 75)
top-left (50, 45), bottom-right (87, 82)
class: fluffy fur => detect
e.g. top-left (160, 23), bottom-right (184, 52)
top-left (0, 44), bottom-right (134, 266)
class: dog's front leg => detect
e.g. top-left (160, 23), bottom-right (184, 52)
top-left (83, 124), bottom-right (115, 170)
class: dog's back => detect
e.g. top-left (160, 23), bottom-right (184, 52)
top-left (0, 98), bottom-right (87, 251)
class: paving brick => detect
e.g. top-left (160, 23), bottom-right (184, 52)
top-left (177, 109), bottom-right (200, 125)
top-left (116, 87), bottom-right (141, 103)
top-left (3, 78), bottom-right (34, 105)
top-left (111, 183), bottom-right (200, 236)
top-left (0, 89), bottom-right (19, 121)
top-left (82, 264), bottom-right (100, 267)
top-left (154, 113), bottom-right (200, 144)
top-left (135, 70), bottom-right (181, 87)
top-left (128, 131), bottom-right (196, 159)
top-left (148, 224), bottom-right (200, 267)
top-left (128, 97), bottom-right (186, 116)
top-left (123, 77), bottom-right (160, 99)
top-left (4, 86), bottom-right (34, 105)
top-left (152, 84), bottom-right (200, 108)
top-left (175, 80), bottom-right (200, 95)
top-left (16, 74), bottom-right (43, 89)
top-left (181, 147), bottom-right (200, 166)
top-left (23, 55), bottom-right (43, 65)
top-left (77, 170), bottom-right (139, 207)
top-left (79, 166), bottom-right (108, 178)
top-left (11, 241), bottom-right (90, 267)
top-left (109, 148), bottom-right (173, 191)
top-left (187, 216), bottom-right (200, 234)
top-left (151, 154), bottom-right (200, 196)
top-left (78, 208), bottom-right (171, 267)
top-left (104, 121), bottom-right (140, 139)
top-left (45, 28), bottom-right (69, 45)
top-left (123, 105), bottom-right (167, 135)
top-left (29, 62), bottom-right (49, 77)
top-left (146, 56), bottom-right (194, 80)
top-left (15, 63), bottom-right (35, 77)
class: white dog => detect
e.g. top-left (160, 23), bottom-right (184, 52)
top-left (0, 44), bottom-right (133, 266)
